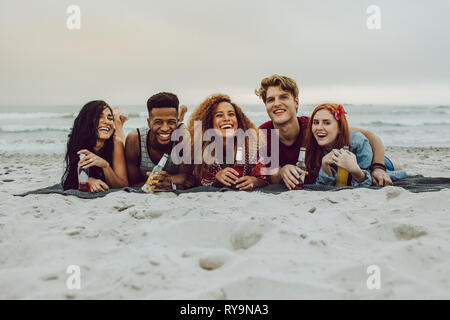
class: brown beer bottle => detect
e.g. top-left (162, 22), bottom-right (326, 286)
top-left (294, 147), bottom-right (306, 190)
top-left (78, 154), bottom-right (90, 192)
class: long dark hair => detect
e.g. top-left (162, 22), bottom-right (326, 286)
top-left (62, 100), bottom-right (115, 190)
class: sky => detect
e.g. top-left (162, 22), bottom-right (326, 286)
top-left (1, 0), bottom-right (449, 107)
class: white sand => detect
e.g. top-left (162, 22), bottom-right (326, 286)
top-left (0, 147), bottom-right (450, 299)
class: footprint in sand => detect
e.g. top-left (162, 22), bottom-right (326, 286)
top-left (128, 207), bottom-right (163, 220)
top-left (230, 222), bottom-right (272, 250)
top-left (198, 249), bottom-right (235, 271)
top-left (199, 256), bottom-right (225, 271)
top-left (385, 187), bottom-right (404, 200)
top-left (157, 220), bottom-right (236, 249)
top-left (393, 224), bottom-right (427, 240)
top-left (362, 223), bottom-right (427, 242)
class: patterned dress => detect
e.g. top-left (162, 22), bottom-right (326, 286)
top-left (200, 145), bottom-right (268, 187)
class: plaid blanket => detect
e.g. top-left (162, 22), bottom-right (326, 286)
top-left (14, 175), bottom-right (450, 199)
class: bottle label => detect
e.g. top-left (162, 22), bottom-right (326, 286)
top-left (336, 167), bottom-right (349, 186)
top-left (142, 174), bottom-right (160, 193)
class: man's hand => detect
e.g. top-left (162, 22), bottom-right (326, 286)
top-left (178, 105), bottom-right (188, 123)
top-left (147, 171), bottom-right (173, 190)
top-left (279, 164), bottom-right (307, 190)
top-left (371, 168), bottom-right (393, 187)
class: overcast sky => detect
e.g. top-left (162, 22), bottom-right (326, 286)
top-left (1, 0), bottom-right (449, 107)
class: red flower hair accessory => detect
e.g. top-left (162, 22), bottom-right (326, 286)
top-left (334, 105), bottom-right (347, 121)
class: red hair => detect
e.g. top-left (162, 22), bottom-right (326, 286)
top-left (305, 103), bottom-right (350, 183)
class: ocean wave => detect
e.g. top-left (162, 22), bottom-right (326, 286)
top-left (0, 126), bottom-right (69, 133)
top-left (430, 110), bottom-right (450, 115)
top-left (128, 112), bottom-right (147, 118)
top-left (0, 112), bottom-right (146, 120)
top-left (0, 112), bottom-right (76, 120)
top-left (355, 121), bottom-right (450, 127)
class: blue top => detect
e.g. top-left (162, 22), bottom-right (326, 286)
top-left (316, 131), bottom-right (373, 187)
top-left (315, 131), bottom-right (407, 186)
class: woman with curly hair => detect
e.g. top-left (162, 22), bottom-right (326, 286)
top-left (62, 100), bottom-right (128, 192)
top-left (305, 103), bottom-right (406, 186)
top-left (187, 94), bottom-right (268, 190)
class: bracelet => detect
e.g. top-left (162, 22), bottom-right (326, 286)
top-left (370, 163), bottom-right (386, 172)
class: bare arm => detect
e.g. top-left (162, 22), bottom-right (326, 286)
top-left (125, 130), bottom-right (145, 187)
top-left (350, 127), bottom-right (384, 164)
top-left (113, 106), bottom-right (129, 145)
top-left (173, 164), bottom-right (195, 189)
top-left (102, 137), bottom-right (129, 188)
top-left (268, 167), bottom-right (282, 184)
top-left (350, 127), bottom-right (393, 186)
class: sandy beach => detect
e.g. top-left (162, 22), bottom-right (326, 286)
top-left (0, 146), bottom-right (449, 299)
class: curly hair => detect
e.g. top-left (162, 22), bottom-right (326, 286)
top-left (304, 103), bottom-right (350, 183)
top-left (187, 94), bottom-right (259, 181)
top-left (255, 74), bottom-right (299, 103)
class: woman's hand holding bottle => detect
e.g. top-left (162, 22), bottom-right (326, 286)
top-left (88, 177), bottom-right (109, 193)
top-left (321, 150), bottom-right (337, 177)
top-left (330, 148), bottom-right (366, 182)
top-left (77, 150), bottom-right (109, 169)
top-left (331, 149), bottom-right (359, 172)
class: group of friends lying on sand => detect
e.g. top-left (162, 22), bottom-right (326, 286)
top-left (61, 75), bottom-right (406, 193)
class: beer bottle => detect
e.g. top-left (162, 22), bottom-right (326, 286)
top-left (294, 147), bottom-right (306, 190)
top-left (78, 154), bottom-right (90, 192)
top-left (336, 146), bottom-right (350, 186)
top-left (231, 146), bottom-right (245, 188)
top-left (234, 146), bottom-right (244, 176)
top-left (142, 153), bottom-right (169, 193)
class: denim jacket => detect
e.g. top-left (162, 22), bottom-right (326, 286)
top-left (316, 131), bottom-right (373, 187)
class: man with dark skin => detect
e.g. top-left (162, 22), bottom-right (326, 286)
top-left (256, 75), bottom-right (393, 189)
top-left (125, 92), bottom-right (193, 189)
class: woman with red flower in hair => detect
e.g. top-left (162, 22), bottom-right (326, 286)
top-left (304, 103), bottom-right (406, 186)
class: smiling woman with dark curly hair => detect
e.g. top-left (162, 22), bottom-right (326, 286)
top-left (187, 94), bottom-right (268, 190)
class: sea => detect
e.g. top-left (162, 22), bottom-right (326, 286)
top-left (0, 104), bottom-right (449, 154)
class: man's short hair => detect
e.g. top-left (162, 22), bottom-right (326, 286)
top-left (255, 75), bottom-right (299, 104)
top-left (147, 92), bottom-right (179, 115)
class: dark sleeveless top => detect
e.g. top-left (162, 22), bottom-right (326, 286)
top-left (136, 127), bottom-right (179, 178)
